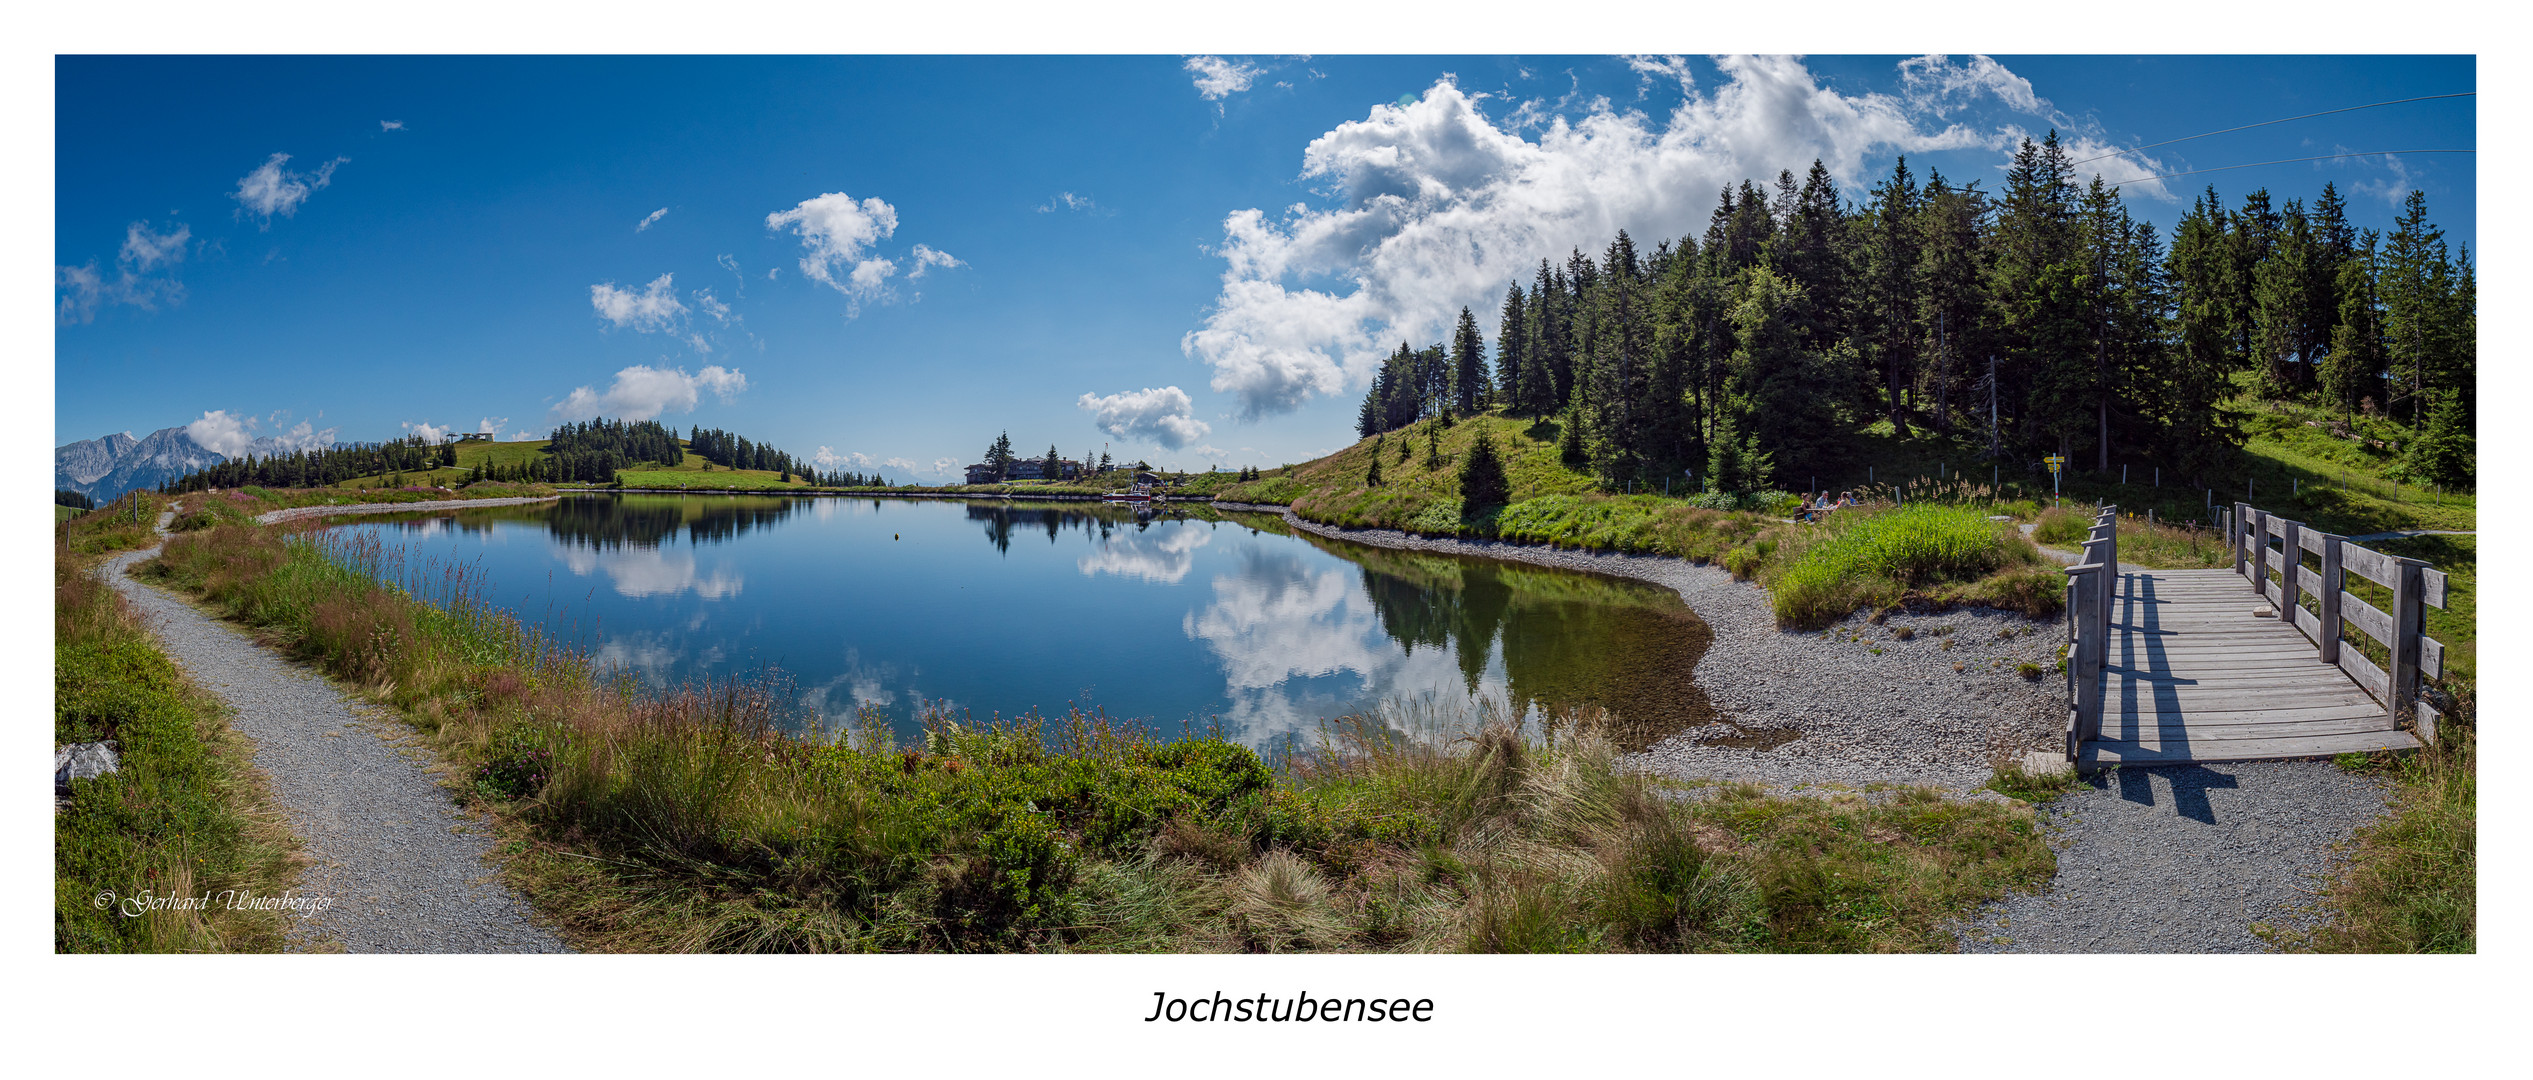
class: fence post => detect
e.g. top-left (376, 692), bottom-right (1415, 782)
top-left (2259, 504), bottom-right (2279, 590)
top-left (2279, 517), bottom-right (2302, 634)
top-left (2064, 564), bottom-right (2105, 759)
top-left (2228, 502), bottom-right (2245, 575)
top-left (2318, 534), bottom-right (2344, 665)
top-left (2390, 557), bottom-right (2424, 737)
top-left (2098, 507), bottom-right (2118, 635)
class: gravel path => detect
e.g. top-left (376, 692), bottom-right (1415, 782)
top-left (1223, 504), bottom-right (2069, 791)
top-left (102, 519), bottom-right (568, 953)
top-left (1955, 759), bottom-right (2389, 952)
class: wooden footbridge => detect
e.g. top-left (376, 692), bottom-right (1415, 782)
top-left (2058, 503), bottom-right (2451, 770)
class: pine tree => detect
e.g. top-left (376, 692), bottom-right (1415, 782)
top-left (1365, 436), bottom-right (1384, 487)
top-left (2398, 390), bottom-right (2473, 486)
top-left (1457, 426), bottom-right (1509, 509)
top-left (1450, 306), bottom-right (1487, 415)
top-left (2321, 231), bottom-right (2385, 418)
top-left (1862, 155), bottom-right (1922, 435)
top-left (1494, 283), bottom-right (1531, 417)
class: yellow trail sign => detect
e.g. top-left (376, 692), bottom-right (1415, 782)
top-left (2044, 455), bottom-right (2066, 475)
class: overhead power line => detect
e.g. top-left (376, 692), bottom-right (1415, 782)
top-left (2069, 91), bottom-right (2475, 168)
top-left (2104, 149), bottom-right (2475, 187)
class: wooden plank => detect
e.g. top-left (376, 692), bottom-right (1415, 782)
top-left (2107, 701), bottom-right (2391, 725)
top-left (2416, 701), bottom-right (2441, 747)
top-left (2108, 644), bottom-right (2334, 660)
top-left (2341, 542), bottom-right (2399, 589)
top-left (2299, 529), bottom-right (2332, 556)
top-left (2112, 678), bottom-right (2377, 702)
top-left (2421, 635), bottom-right (2443, 680)
top-left (2108, 690), bottom-right (2383, 714)
top-left (2289, 603), bottom-right (2323, 644)
top-left (2341, 592), bottom-right (2393, 645)
top-left (2421, 567), bottom-right (2448, 610)
top-left (2262, 579), bottom-right (2284, 608)
top-left (2080, 728), bottom-right (2419, 768)
top-left (2338, 648), bottom-right (2391, 701)
top-left (2096, 715), bottom-right (2402, 745)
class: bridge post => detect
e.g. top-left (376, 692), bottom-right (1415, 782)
top-left (2248, 508), bottom-right (2269, 597)
top-left (2229, 502), bottom-right (2247, 577)
top-left (2278, 517), bottom-right (2303, 634)
top-left (2063, 563), bottom-right (2105, 759)
top-left (2390, 556), bottom-right (2425, 740)
top-left (2318, 534), bottom-right (2344, 665)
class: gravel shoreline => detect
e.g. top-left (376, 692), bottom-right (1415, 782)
top-left (1954, 760), bottom-right (2388, 952)
top-left (255, 494), bottom-right (560, 525)
top-left (102, 511), bottom-right (568, 953)
top-left (1216, 503), bottom-right (2068, 792)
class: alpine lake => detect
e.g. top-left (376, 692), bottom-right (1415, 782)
top-left (328, 493), bottom-right (1719, 752)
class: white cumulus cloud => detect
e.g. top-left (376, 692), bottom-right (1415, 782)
top-left (231, 152), bottom-right (347, 226)
top-left (929, 457), bottom-right (962, 476)
top-left (185, 410), bottom-right (257, 458)
top-left (1182, 57), bottom-right (2065, 416)
top-left (884, 456), bottom-right (916, 471)
top-left (636, 207), bottom-right (669, 232)
top-left (1078, 386), bottom-right (1213, 450)
top-left (1898, 53), bottom-right (2048, 118)
top-left (766, 191), bottom-right (902, 313)
top-left (692, 288), bottom-right (732, 324)
top-left (589, 273), bottom-right (688, 332)
top-left (381, 120), bottom-right (405, 132)
top-left (550, 364), bottom-right (747, 422)
top-left (1622, 55), bottom-right (1695, 97)
top-left (1037, 191), bottom-right (1098, 213)
top-left (909, 243), bottom-right (963, 280)
top-left (478, 417), bottom-right (509, 438)
top-left (1184, 55), bottom-right (1263, 102)
top-left (57, 220), bottom-right (191, 323)
top-left (402, 420), bottom-right (453, 443)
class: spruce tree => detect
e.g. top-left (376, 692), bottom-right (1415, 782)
top-left (1450, 306), bottom-right (1487, 414)
top-left (1457, 425), bottom-right (1509, 509)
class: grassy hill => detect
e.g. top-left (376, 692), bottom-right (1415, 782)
top-left (319, 439), bottom-right (813, 492)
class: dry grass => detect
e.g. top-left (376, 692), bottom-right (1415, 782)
top-left (55, 539), bottom-right (304, 953)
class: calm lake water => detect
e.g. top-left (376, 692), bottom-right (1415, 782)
top-left (332, 495), bottom-right (1712, 750)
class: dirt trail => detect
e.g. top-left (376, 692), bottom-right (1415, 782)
top-left (101, 510), bottom-right (567, 953)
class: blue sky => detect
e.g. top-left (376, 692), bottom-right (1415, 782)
top-left (54, 55), bottom-right (2475, 480)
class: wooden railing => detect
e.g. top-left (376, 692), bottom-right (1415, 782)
top-left (2062, 504), bottom-right (2118, 758)
top-left (2224, 502), bottom-right (2453, 743)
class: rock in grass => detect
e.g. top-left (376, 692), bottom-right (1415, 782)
top-left (55, 742), bottom-right (120, 795)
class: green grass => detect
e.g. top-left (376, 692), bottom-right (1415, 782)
top-left (1220, 408), bottom-right (2054, 630)
top-left (2296, 726), bottom-right (2474, 953)
top-left (140, 520), bottom-right (2054, 953)
top-left (57, 491), bottom-right (171, 556)
top-left (57, 503), bottom-right (86, 522)
top-left (55, 542), bottom-right (299, 952)
top-left (1766, 505), bottom-right (2052, 630)
top-left (1224, 411), bottom-right (1601, 528)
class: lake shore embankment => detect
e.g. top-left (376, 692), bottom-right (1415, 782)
top-left (1213, 501), bottom-right (2066, 792)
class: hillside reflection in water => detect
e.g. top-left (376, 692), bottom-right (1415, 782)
top-left (336, 495), bottom-right (1711, 750)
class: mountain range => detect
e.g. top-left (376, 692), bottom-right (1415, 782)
top-left (56, 426), bottom-right (339, 502)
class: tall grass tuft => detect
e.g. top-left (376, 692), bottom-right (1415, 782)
top-left (1768, 504), bottom-right (2039, 629)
